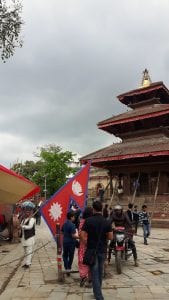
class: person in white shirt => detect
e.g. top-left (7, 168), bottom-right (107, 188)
top-left (21, 207), bottom-right (36, 269)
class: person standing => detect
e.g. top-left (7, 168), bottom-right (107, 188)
top-left (133, 205), bottom-right (139, 235)
top-left (97, 185), bottom-right (104, 202)
top-left (81, 201), bottom-right (113, 300)
top-left (0, 213), bottom-right (6, 232)
top-left (21, 207), bottom-right (36, 269)
top-left (34, 206), bottom-right (41, 225)
top-left (139, 205), bottom-right (150, 245)
top-left (78, 207), bottom-right (93, 287)
top-left (126, 203), bottom-right (134, 223)
top-left (61, 211), bottom-right (78, 274)
top-left (103, 204), bottom-right (109, 219)
top-left (12, 211), bottom-right (21, 243)
top-left (126, 203), bottom-right (139, 235)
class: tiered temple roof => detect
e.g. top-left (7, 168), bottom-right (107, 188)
top-left (81, 70), bottom-right (169, 169)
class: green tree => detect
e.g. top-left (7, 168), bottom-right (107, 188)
top-left (12, 160), bottom-right (43, 180)
top-left (0, 0), bottom-right (23, 62)
top-left (11, 145), bottom-right (77, 198)
top-left (33, 145), bottom-right (75, 197)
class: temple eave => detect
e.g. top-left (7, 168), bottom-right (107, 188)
top-left (98, 107), bottom-right (169, 130)
top-left (117, 81), bottom-right (169, 103)
top-left (81, 150), bottom-right (169, 165)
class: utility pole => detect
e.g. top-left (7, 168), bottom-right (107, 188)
top-left (44, 174), bottom-right (47, 201)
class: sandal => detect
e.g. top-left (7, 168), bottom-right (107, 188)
top-left (80, 277), bottom-right (87, 287)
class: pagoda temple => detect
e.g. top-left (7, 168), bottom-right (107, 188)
top-left (81, 70), bottom-right (169, 227)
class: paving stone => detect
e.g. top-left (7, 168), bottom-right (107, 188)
top-left (48, 292), bottom-right (67, 300)
top-left (1, 225), bottom-right (169, 299)
top-left (66, 294), bottom-right (82, 300)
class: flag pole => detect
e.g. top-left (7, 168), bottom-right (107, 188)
top-left (56, 223), bottom-right (64, 282)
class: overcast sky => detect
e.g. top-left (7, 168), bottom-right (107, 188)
top-left (1, 0), bottom-right (169, 167)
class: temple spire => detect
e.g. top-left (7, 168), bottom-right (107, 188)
top-left (140, 69), bottom-right (152, 88)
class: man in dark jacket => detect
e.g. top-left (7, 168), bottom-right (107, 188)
top-left (81, 201), bottom-right (113, 300)
top-left (110, 204), bottom-right (138, 267)
top-left (133, 205), bottom-right (139, 235)
top-left (126, 203), bottom-right (134, 223)
top-left (126, 203), bottom-right (139, 235)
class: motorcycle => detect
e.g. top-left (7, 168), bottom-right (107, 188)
top-left (108, 226), bottom-right (132, 274)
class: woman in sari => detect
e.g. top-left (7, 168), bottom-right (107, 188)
top-left (78, 207), bottom-right (93, 287)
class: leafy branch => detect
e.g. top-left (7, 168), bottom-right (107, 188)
top-left (0, 0), bottom-right (23, 62)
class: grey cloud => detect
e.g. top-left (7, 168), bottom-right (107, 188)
top-left (1, 0), bottom-right (169, 166)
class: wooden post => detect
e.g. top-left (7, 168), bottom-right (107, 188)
top-left (109, 178), bottom-right (118, 208)
top-left (151, 171), bottom-right (160, 222)
top-left (131, 172), bottom-right (140, 204)
top-left (56, 223), bottom-right (64, 282)
top-left (109, 172), bottom-right (113, 196)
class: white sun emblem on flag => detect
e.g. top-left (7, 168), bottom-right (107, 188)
top-left (49, 202), bottom-right (62, 221)
top-left (72, 180), bottom-right (83, 196)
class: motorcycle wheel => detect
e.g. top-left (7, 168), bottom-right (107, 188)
top-left (115, 251), bottom-right (122, 274)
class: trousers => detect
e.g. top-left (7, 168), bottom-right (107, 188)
top-left (62, 242), bottom-right (75, 270)
top-left (90, 252), bottom-right (105, 300)
top-left (23, 245), bottom-right (33, 266)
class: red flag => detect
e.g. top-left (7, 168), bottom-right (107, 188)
top-left (67, 161), bottom-right (91, 209)
top-left (40, 188), bottom-right (70, 237)
top-left (40, 161), bottom-right (91, 237)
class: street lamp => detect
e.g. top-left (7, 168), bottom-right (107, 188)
top-left (43, 174), bottom-right (47, 201)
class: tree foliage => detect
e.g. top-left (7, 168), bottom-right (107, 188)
top-left (0, 0), bottom-right (23, 62)
top-left (11, 145), bottom-right (78, 198)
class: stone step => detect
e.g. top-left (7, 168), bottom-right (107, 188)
top-left (151, 219), bottom-right (169, 228)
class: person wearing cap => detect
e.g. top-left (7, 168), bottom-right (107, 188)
top-left (20, 207), bottom-right (36, 269)
top-left (109, 204), bottom-right (138, 267)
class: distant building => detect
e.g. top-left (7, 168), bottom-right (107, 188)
top-left (67, 153), bottom-right (81, 179)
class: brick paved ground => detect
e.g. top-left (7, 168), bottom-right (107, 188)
top-left (1, 220), bottom-right (169, 299)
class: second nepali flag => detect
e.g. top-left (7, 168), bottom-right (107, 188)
top-left (40, 161), bottom-right (91, 237)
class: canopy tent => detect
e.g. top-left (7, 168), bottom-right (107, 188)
top-left (0, 164), bottom-right (40, 204)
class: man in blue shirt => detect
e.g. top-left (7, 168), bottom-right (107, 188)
top-left (61, 211), bottom-right (78, 274)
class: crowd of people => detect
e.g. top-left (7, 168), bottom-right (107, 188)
top-left (1, 199), bottom-right (151, 300)
top-left (61, 200), bottom-right (151, 300)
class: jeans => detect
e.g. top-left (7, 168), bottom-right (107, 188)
top-left (62, 242), bottom-right (75, 270)
top-left (90, 252), bottom-right (105, 300)
top-left (36, 216), bottom-right (41, 225)
top-left (143, 224), bottom-right (150, 245)
top-left (143, 223), bottom-right (150, 240)
top-left (128, 238), bottom-right (137, 260)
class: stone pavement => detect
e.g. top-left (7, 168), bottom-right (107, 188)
top-left (1, 221), bottom-right (169, 299)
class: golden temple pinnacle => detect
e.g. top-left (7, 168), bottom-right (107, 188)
top-left (140, 69), bottom-right (152, 88)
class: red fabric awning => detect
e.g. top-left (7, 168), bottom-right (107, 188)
top-left (0, 164), bottom-right (40, 204)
